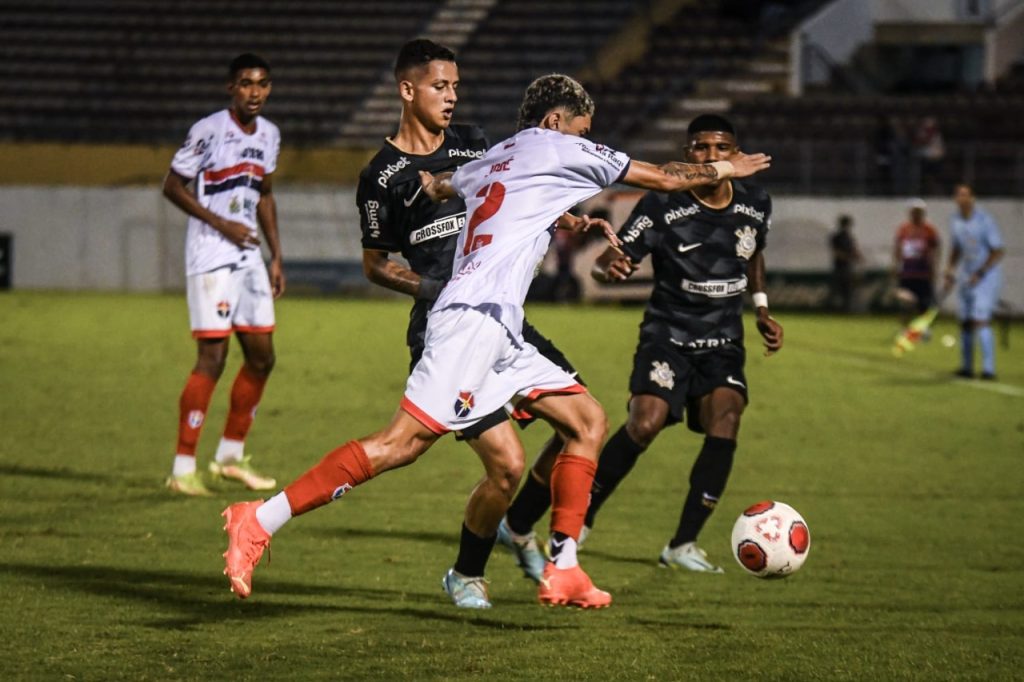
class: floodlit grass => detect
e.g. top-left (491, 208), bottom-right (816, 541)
top-left (1, 292), bottom-right (1022, 680)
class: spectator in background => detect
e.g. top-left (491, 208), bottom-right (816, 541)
top-left (829, 214), bottom-right (862, 313)
top-left (913, 116), bottom-right (945, 195)
top-left (892, 198), bottom-right (940, 326)
top-left (874, 115), bottom-right (910, 195)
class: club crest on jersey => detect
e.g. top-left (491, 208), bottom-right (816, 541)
top-left (649, 361), bottom-right (675, 390)
top-left (229, 196), bottom-right (241, 214)
top-left (454, 391), bottom-right (475, 418)
top-left (187, 410), bottom-right (205, 428)
top-left (735, 226), bottom-right (757, 260)
top-left (216, 300), bottom-right (231, 319)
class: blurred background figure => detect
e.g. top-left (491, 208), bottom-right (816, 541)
top-left (945, 183), bottom-right (1005, 380)
top-left (912, 116), bottom-right (945, 195)
top-left (829, 214), bottom-right (862, 313)
top-left (892, 198), bottom-right (940, 328)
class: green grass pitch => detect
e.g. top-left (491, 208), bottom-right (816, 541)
top-left (1, 292), bottom-right (1022, 680)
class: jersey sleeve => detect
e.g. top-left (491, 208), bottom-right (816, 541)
top-left (617, 193), bottom-right (661, 263)
top-left (983, 212), bottom-right (1004, 250)
top-left (170, 119), bottom-right (216, 180)
top-left (356, 171), bottom-right (401, 252)
top-left (264, 123), bottom-right (281, 175)
top-left (756, 194), bottom-right (772, 252)
top-left (555, 137), bottom-right (631, 190)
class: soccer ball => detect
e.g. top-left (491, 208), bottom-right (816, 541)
top-left (731, 501), bottom-right (810, 579)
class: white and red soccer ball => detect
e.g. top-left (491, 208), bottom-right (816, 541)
top-left (731, 501), bottom-right (810, 579)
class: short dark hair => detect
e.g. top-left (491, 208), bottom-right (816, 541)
top-left (688, 114), bottom-right (736, 138)
top-left (516, 74), bottom-right (594, 131)
top-left (394, 39), bottom-right (456, 80)
top-left (838, 214), bottom-right (853, 229)
top-left (229, 53), bottom-right (271, 79)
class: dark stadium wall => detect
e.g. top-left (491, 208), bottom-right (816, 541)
top-left (0, 144), bottom-right (375, 186)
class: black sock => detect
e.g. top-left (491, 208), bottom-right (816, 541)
top-left (670, 436), bottom-right (736, 548)
top-left (506, 471), bottom-right (551, 535)
top-left (453, 523), bottom-right (497, 577)
top-left (584, 424), bottom-right (647, 527)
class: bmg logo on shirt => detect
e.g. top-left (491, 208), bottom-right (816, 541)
top-left (364, 200), bottom-right (381, 238)
top-left (622, 214), bottom-right (653, 243)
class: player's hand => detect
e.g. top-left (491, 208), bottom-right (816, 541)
top-left (730, 152), bottom-right (772, 178)
top-left (419, 170), bottom-right (454, 203)
top-left (217, 219), bottom-right (261, 249)
top-left (576, 214), bottom-right (622, 248)
top-left (269, 258), bottom-right (286, 299)
top-left (756, 311), bottom-right (783, 356)
top-left (605, 253), bottom-right (636, 281)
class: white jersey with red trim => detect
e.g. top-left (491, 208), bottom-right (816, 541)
top-left (171, 109), bottom-right (281, 276)
top-left (436, 127), bottom-right (630, 339)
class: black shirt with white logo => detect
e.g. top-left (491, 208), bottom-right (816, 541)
top-left (617, 180), bottom-right (772, 351)
top-left (356, 124), bottom-right (490, 349)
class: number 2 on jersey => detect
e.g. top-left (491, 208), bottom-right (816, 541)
top-left (463, 181), bottom-right (505, 255)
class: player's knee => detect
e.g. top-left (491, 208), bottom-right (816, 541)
top-left (489, 458), bottom-right (524, 500)
top-left (626, 413), bottom-right (664, 448)
top-left (246, 352), bottom-right (275, 376)
top-left (708, 407), bottom-right (742, 439)
top-left (195, 355), bottom-right (227, 380)
top-left (574, 402), bottom-right (608, 449)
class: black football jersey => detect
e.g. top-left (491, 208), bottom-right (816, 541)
top-left (617, 180), bottom-right (772, 350)
top-left (356, 124), bottom-right (490, 349)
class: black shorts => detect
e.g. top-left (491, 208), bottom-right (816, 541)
top-left (411, 319), bottom-right (584, 441)
top-left (898, 278), bottom-right (934, 313)
top-left (628, 340), bottom-right (748, 434)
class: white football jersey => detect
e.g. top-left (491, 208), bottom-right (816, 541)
top-left (436, 128), bottom-right (630, 338)
top-left (171, 109), bottom-right (281, 276)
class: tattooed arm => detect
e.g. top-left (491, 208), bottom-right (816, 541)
top-left (622, 152), bottom-right (771, 193)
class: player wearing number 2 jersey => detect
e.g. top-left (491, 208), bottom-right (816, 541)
top-left (356, 39), bottom-right (595, 608)
top-left (220, 74), bottom-right (771, 609)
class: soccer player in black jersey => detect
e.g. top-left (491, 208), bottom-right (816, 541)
top-left (499, 114), bottom-right (783, 573)
top-left (356, 39), bottom-right (595, 607)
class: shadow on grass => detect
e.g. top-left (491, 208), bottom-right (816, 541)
top-left (0, 561), bottom-right (574, 632)
top-left (0, 463), bottom-right (115, 483)
top-left (309, 526), bottom-right (458, 547)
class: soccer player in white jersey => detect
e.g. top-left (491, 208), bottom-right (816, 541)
top-left (162, 53), bottom-right (284, 496)
top-left (221, 74), bottom-right (770, 608)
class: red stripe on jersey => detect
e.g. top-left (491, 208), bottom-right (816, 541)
top-left (204, 162), bottom-right (266, 183)
top-left (400, 397), bottom-right (450, 435)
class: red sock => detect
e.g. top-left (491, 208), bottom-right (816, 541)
top-left (284, 441), bottom-right (375, 516)
top-left (223, 364), bottom-right (268, 442)
top-left (549, 453), bottom-right (597, 539)
top-left (176, 371), bottom-right (217, 456)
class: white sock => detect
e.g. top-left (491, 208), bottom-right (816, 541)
top-left (255, 492), bottom-right (292, 536)
top-left (551, 536), bottom-right (578, 569)
top-left (172, 455), bottom-right (196, 477)
top-left (215, 438), bottom-right (245, 464)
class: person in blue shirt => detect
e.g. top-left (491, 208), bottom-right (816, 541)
top-left (943, 183), bottom-right (1005, 379)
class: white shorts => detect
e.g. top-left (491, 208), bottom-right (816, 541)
top-left (401, 306), bottom-right (585, 434)
top-left (186, 263), bottom-right (275, 339)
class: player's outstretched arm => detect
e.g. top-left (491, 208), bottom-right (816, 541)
top-left (162, 170), bottom-right (261, 249)
top-left (623, 152), bottom-right (771, 193)
top-left (419, 170), bottom-right (458, 202)
top-left (362, 250), bottom-right (443, 301)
